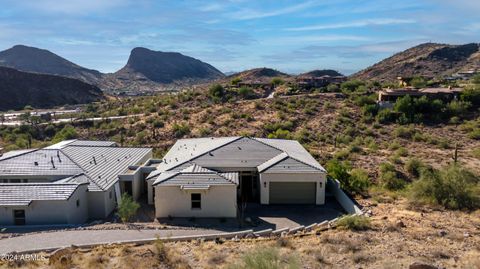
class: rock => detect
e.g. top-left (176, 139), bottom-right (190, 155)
top-left (214, 238), bottom-right (225, 244)
top-left (245, 233), bottom-right (255, 239)
top-left (438, 230), bottom-right (447, 237)
top-left (409, 262), bottom-right (438, 269)
top-left (396, 221), bottom-right (406, 228)
top-left (231, 236), bottom-right (240, 242)
top-left (280, 231), bottom-right (288, 237)
top-left (463, 232), bottom-right (470, 238)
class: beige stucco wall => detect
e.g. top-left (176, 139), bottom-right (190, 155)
top-left (259, 172), bottom-right (326, 205)
top-left (87, 185), bottom-right (116, 220)
top-left (155, 185), bottom-right (237, 218)
top-left (0, 185), bottom-right (89, 225)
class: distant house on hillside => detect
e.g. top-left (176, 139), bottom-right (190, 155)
top-left (378, 86), bottom-right (463, 103)
top-left (0, 140), bottom-right (156, 225)
top-left (296, 75), bottom-right (346, 90)
top-left (146, 137), bottom-right (327, 218)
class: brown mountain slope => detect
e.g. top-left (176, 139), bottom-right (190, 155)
top-left (299, 69), bottom-right (343, 77)
top-left (351, 43), bottom-right (480, 81)
top-left (101, 47), bottom-right (224, 91)
top-left (0, 67), bottom-right (103, 111)
top-left (228, 67), bottom-right (290, 83)
top-left (0, 45), bottom-right (103, 85)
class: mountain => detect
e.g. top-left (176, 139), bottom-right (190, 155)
top-left (228, 68), bottom-right (290, 83)
top-left (0, 45), bottom-right (103, 85)
top-left (0, 67), bottom-right (103, 111)
top-left (102, 47), bottom-right (224, 91)
top-left (299, 69), bottom-right (343, 77)
top-left (351, 43), bottom-right (480, 81)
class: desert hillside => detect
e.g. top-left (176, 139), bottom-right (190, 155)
top-left (352, 43), bottom-right (480, 81)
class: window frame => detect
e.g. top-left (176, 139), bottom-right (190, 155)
top-left (191, 193), bottom-right (201, 210)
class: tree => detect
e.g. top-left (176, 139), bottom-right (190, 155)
top-left (271, 77), bottom-right (284, 86)
top-left (231, 77), bottom-right (241, 86)
top-left (238, 86), bottom-right (254, 99)
top-left (117, 193), bottom-right (140, 222)
top-left (410, 76), bottom-right (427, 88)
top-left (52, 124), bottom-right (78, 142)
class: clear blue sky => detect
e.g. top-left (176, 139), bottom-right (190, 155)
top-left (0, 0), bottom-right (478, 75)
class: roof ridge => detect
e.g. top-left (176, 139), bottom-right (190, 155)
top-left (257, 152), bottom-right (289, 173)
top-left (0, 148), bottom-right (40, 162)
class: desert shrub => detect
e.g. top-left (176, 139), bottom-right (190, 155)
top-left (117, 193), bottom-right (140, 222)
top-left (327, 160), bottom-right (369, 195)
top-left (341, 80), bottom-right (365, 92)
top-left (229, 247), bottom-right (299, 269)
top-left (410, 76), bottom-right (427, 88)
top-left (379, 162), bottom-right (405, 190)
top-left (267, 129), bottom-right (291, 139)
top-left (337, 215), bottom-right (371, 231)
top-left (408, 165), bottom-right (480, 210)
top-left (238, 86), bottom-right (255, 99)
top-left (447, 100), bottom-right (471, 118)
top-left (52, 124), bottom-right (77, 143)
top-left (172, 122), bottom-right (190, 138)
top-left (376, 109), bottom-right (397, 124)
top-left (404, 158), bottom-right (425, 178)
top-left (472, 148), bottom-right (480, 159)
top-left (209, 84), bottom-right (225, 101)
top-left (461, 86), bottom-right (480, 107)
top-left (394, 126), bottom-right (415, 139)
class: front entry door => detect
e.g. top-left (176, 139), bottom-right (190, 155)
top-left (13, 210), bottom-right (26, 225)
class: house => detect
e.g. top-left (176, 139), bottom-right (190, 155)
top-left (296, 75), bottom-right (347, 89)
top-left (378, 87), bottom-right (463, 103)
top-left (0, 140), bottom-right (154, 225)
top-left (147, 137), bottom-right (327, 218)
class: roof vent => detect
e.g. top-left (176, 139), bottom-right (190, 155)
top-left (51, 156), bottom-right (56, 169)
top-left (209, 152), bottom-right (213, 156)
top-left (57, 151), bottom-right (62, 163)
top-left (93, 156), bottom-right (97, 165)
top-left (34, 161), bottom-right (38, 166)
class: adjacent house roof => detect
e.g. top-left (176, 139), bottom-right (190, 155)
top-left (0, 149), bottom-right (84, 177)
top-left (153, 164), bottom-right (238, 187)
top-left (45, 139), bottom-right (117, 149)
top-left (0, 174), bottom-right (89, 206)
top-left (61, 146), bottom-right (152, 191)
top-left (149, 137), bottom-right (325, 177)
top-left (0, 141), bottom-right (152, 192)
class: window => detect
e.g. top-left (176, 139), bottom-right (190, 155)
top-left (13, 210), bottom-right (25, 225)
top-left (76, 199), bottom-right (80, 207)
top-left (10, 179), bottom-right (21, 183)
top-left (191, 193), bottom-right (201, 209)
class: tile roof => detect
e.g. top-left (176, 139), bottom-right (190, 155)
top-left (0, 149), bottom-right (84, 177)
top-left (0, 174), bottom-right (88, 206)
top-left (153, 164), bottom-right (238, 186)
top-left (150, 137), bottom-right (325, 175)
top-left (45, 139), bottom-right (117, 149)
top-left (61, 146), bottom-right (152, 191)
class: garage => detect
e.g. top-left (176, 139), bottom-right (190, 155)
top-left (269, 182), bottom-right (316, 204)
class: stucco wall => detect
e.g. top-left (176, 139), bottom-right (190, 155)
top-left (0, 185), bottom-right (89, 225)
top-left (155, 185), bottom-right (237, 218)
top-left (259, 172), bottom-right (326, 205)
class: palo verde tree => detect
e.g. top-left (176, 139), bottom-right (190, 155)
top-left (117, 193), bottom-right (140, 222)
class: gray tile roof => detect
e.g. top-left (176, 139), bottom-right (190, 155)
top-left (153, 164), bottom-right (238, 186)
top-left (61, 146), bottom-right (152, 191)
top-left (0, 174), bottom-right (88, 206)
top-left (0, 149), bottom-right (36, 161)
top-left (0, 149), bottom-right (84, 177)
top-left (151, 137), bottom-right (325, 175)
top-left (45, 139), bottom-right (117, 149)
top-left (258, 154), bottom-right (323, 173)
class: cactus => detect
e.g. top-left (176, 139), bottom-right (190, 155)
top-left (452, 143), bottom-right (458, 163)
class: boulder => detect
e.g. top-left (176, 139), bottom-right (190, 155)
top-left (409, 262), bottom-right (438, 269)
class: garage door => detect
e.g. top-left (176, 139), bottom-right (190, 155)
top-left (269, 182), bottom-right (316, 204)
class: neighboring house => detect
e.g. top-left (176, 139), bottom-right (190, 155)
top-left (0, 140), bottom-right (154, 225)
top-left (378, 87), bottom-right (463, 103)
top-left (296, 75), bottom-right (347, 89)
top-left (147, 137), bottom-right (327, 218)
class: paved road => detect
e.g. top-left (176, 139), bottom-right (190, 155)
top-left (0, 229), bottom-right (221, 254)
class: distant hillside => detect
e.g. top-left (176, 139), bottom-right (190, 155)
top-left (0, 45), bottom-right (102, 85)
top-left (102, 47), bottom-right (224, 91)
top-left (0, 67), bottom-right (103, 111)
top-left (351, 43), bottom-right (480, 81)
top-left (228, 68), bottom-right (290, 82)
top-left (299, 69), bottom-right (344, 77)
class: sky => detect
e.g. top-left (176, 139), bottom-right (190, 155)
top-left (0, 0), bottom-right (479, 75)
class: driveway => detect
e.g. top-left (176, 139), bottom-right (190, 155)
top-left (0, 229), bottom-right (221, 255)
top-left (245, 196), bottom-right (345, 230)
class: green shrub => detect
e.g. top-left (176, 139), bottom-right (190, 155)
top-left (117, 193), bottom-right (140, 222)
top-left (408, 165), bottom-right (480, 210)
top-left (327, 160), bottom-right (369, 195)
top-left (52, 124), bottom-right (77, 143)
top-left (404, 158), bottom-right (425, 178)
top-left (379, 163), bottom-right (405, 190)
top-left (238, 86), bottom-right (255, 99)
top-left (336, 215), bottom-right (371, 231)
top-left (172, 122), bottom-right (190, 138)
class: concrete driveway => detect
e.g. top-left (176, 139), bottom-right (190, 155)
top-left (245, 196), bottom-right (345, 230)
